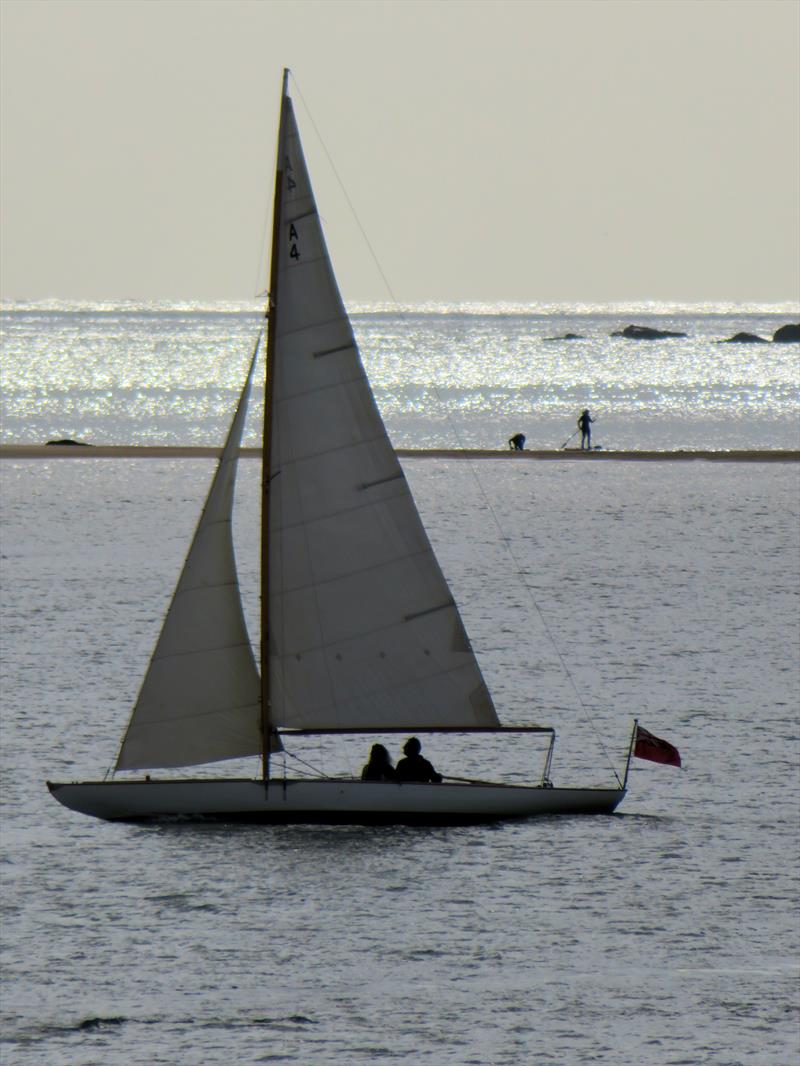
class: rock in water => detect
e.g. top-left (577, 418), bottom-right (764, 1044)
top-left (720, 332), bottom-right (768, 344)
top-left (611, 324), bottom-right (687, 339)
top-left (772, 323), bottom-right (800, 343)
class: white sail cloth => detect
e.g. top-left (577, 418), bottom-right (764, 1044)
top-left (114, 80), bottom-right (498, 774)
top-left (266, 97), bottom-right (498, 731)
top-left (115, 344), bottom-right (263, 770)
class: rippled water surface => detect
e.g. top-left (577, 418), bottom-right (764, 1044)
top-left (2, 457), bottom-right (798, 1064)
top-left (2, 301), bottom-right (798, 450)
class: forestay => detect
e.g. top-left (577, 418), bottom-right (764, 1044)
top-left (265, 91), bottom-right (498, 732)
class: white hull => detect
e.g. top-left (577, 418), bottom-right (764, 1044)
top-left (47, 778), bottom-right (625, 824)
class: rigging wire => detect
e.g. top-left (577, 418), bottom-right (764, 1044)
top-left (456, 480), bottom-right (624, 786)
top-left (288, 72), bottom-right (399, 306)
top-left (281, 747), bottom-right (334, 780)
top-left (252, 168), bottom-right (273, 301)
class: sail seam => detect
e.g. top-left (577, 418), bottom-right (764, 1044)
top-left (404, 601), bottom-right (455, 622)
top-left (128, 701), bottom-right (261, 726)
top-left (269, 544), bottom-right (435, 593)
top-left (313, 343), bottom-right (355, 358)
top-left (270, 610), bottom-right (462, 659)
top-left (275, 494), bottom-right (410, 537)
top-left (149, 640), bottom-right (257, 662)
top-left (274, 371), bottom-right (370, 404)
top-left (276, 312), bottom-right (359, 340)
top-left (286, 208), bottom-right (318, 223)
top-left (275, 430), bottom-right (388, 462)
top-left (359, 473), bottom-right (404, 490)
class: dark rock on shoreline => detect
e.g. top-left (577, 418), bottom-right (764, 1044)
top-left (45, 438), bottom-right (91, 446)
top-left (719, 332), bottom-right (768, 344)
top-left (611, 324), bottom-right (687, 340)
top-left (772, 323), bottom-right (800, 343)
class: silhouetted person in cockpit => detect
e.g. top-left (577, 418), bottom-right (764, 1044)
top-left (395, 737), bottom-right (442, 782)
top-left (361, 743), bottom-right (398, 782)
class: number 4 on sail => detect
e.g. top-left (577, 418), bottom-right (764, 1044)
top-left (48, 70), bottom-right (643, 825)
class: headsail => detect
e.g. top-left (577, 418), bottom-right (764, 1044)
top-left (116, 338), bottom-right (263, 770)
top-left (265, 76), bottom-right (499, 731)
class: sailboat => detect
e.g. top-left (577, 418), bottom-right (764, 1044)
top-left (47, 71), bottom-right (629, 824)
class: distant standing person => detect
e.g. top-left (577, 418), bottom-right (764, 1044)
top-left (508, 433), bottom-right (526, 451)
top-left (578, 409), bottom-right (594, 450)
top-left (395, 737), bottom-right (442, 783)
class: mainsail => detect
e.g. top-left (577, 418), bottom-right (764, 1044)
top-left (264, 80), bottom-right (498, 732)
top-left (116, 72), bottom-right (498, 773)
top-left (116, 341), bottom-right (263, 770)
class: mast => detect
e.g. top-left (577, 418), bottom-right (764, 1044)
top-left (261, 67), bottom-right (290, 780)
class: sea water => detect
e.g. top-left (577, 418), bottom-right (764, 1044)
top-left (1, 305), bottom-right (799, 1065)
top-left (1, 300), bottom-right (799, 451)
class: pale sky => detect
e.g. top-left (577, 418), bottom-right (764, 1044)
top-left (1, 0), bottom-right (798, 303)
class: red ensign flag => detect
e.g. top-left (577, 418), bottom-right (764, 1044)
top-left (634, 725), bottom-right (681, 768)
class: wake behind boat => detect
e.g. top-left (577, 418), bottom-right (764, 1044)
top-left (48, 70), bottom-right (632, 824)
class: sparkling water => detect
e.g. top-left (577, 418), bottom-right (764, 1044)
top-left (2, 301), bottom-right (798, 450)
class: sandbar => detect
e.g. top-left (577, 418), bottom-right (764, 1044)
top-left (1, 445), bottom-right (797, 462)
